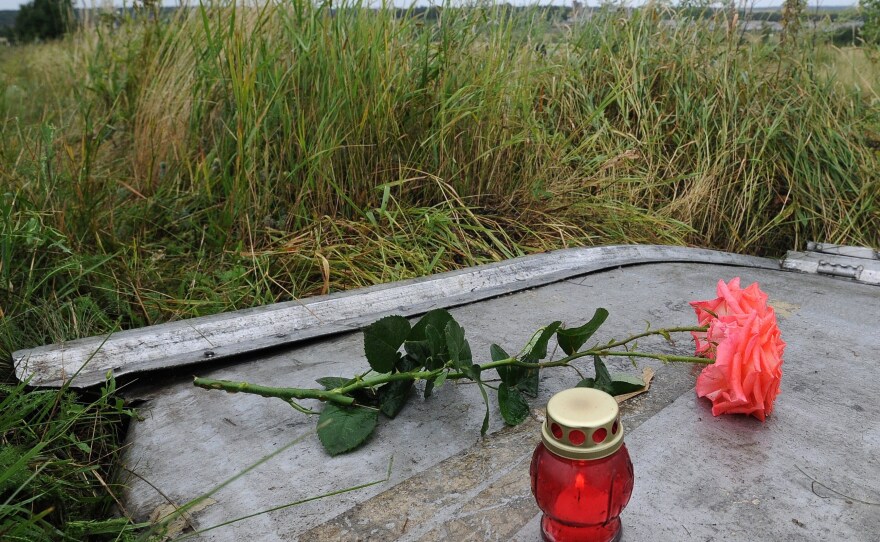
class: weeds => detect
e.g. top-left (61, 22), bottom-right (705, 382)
top-left (0, 374), bottom-right (138, 541)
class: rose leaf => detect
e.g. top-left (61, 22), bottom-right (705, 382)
top-left (317, 404), bottom-right (379, 456)
top-left (363, 315), bottom-right (411, 373)
top-left (498, 384), bottom-right (530, 426)
top-left (556, 308), bottom-right (609, 355)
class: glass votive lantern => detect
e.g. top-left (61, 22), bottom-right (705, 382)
top-left (530, 388), bottom-right (634, 542)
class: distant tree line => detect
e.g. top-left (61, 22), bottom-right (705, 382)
top-left (0, 2), bottom-right (873, 46)
top-left (0, 10), bottom-right (15, 41)
top-left (12, 0), bottom-right (72, 42)
top-left (670, 6), bottom-right (859, 23)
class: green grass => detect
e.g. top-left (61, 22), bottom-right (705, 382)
top-left (1, 1), bottom-right (879, 538)
top-left (0, 374), bottom-right (139, 541)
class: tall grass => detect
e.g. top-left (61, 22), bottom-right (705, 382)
top-left (5, 2), bottom-right (877, 346)
top-left (72, 2), bottom-right (879, 250)
top-left (1, 2), bottom-right (879, 537)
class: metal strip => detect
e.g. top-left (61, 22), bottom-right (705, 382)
top-left (806, 241), bottom-right (879, 260)
top-left (783, 250), bottom-right (880, 286)
top-left (13, 245), bottom-right (777, 388)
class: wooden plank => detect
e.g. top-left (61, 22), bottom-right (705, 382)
top-left (12, 245), bottom-right (777, 388)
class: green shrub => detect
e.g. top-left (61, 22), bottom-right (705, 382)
top-left (862, 0), bottom-right (880, 44)
top-left (14, 0), bottom-right (73, 42)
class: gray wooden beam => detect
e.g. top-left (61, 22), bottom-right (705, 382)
top-left (12, 245), bottom-right (777, 388)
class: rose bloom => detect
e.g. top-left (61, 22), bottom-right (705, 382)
top-left (690, 278), bottom-right (785, 421)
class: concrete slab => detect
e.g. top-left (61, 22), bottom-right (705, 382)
top-left (117, 259), bottom-right (880, 541)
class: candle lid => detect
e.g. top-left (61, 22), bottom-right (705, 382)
top-left (541, 387), bottom-right (624, 460)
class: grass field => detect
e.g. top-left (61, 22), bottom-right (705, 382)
top-left (1, 1), bottom-right (879, 539)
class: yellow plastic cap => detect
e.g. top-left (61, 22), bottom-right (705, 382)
top-left (541, 387), bottom-right (624, 460)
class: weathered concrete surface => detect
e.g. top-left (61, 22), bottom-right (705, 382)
top-left (118, 261), bottom-right (880, 541)
top-left (514, 267), bottom-right (880, 542)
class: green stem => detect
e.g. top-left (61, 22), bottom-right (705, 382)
top-left (600, 326), bottom-right (707, 350)
top-left (592, 350), bottom-right (713, 364)
top-left (193, 378), bottom-right (356, 406)
top-left (194, 326), bottom-right (713, 407)
top-left (337, 369), bottom-right (444, 395)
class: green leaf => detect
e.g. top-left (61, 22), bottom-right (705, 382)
top-left (517, 322), bottom-right (562, 398)
top-left (576, 377), bottom-right (596, 388)
top-left (406, 310), bottom-right (455, 371)
top-left (594, 355), bottom-right (613, 391)
top-left (556, 308), bottom-right (609, 355)
top-left (460, 362), bottom-right (482, 382)
top-left (577, 371), bottom-right (645, 396)
top-left (409, 309), bottom-right (454, 341)
top-left (74, 440), bottom-right (91, 454)
top-left (475, 380), bottom-right (490, 436)
top-left (378, 380), bottom-right (414, 419)
top-left (576, 356), bottom-right (620, 395)
top-left (517, 371), bottom-right (540, 398)
top-left (316, 404), bottom-right (379, 456)
top-left (490, 343), bottom-right (511, 363)
top-left (498, 384), bottom-right (530, 426)
top-left (445, 320), bottom-right (472, 369)
top-left (315, 377), bottom-right (350, 390)
top-left (363, 316), bottom-right (411, 373)
top-left (492, 343), bottom-right (524, 387)
top-left (403, 340), bottom-right (431, 367)
top-left (522, 322), bottom-right (563, 363)
top-left (608, 374), bottom-right (646, 395)
top-left (434, 370), bottom-right (448, 389)
top-left (425, 324), bottom-right (448, 370)
top-left (395, 354), bottom-right (419, 373)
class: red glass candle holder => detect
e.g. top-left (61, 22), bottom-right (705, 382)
top-left (530, 388), bottom-right (634, 542)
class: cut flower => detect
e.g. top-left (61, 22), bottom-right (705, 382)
top-left (690, 278), bottom-right (785, 421)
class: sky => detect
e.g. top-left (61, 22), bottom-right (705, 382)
top-left (0, 0), bottom-right (859, 15)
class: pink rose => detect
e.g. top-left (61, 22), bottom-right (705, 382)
top-left (690, 279), bottom-right (785, 421)
top-left (690, 277), bottom-right (772, 356)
